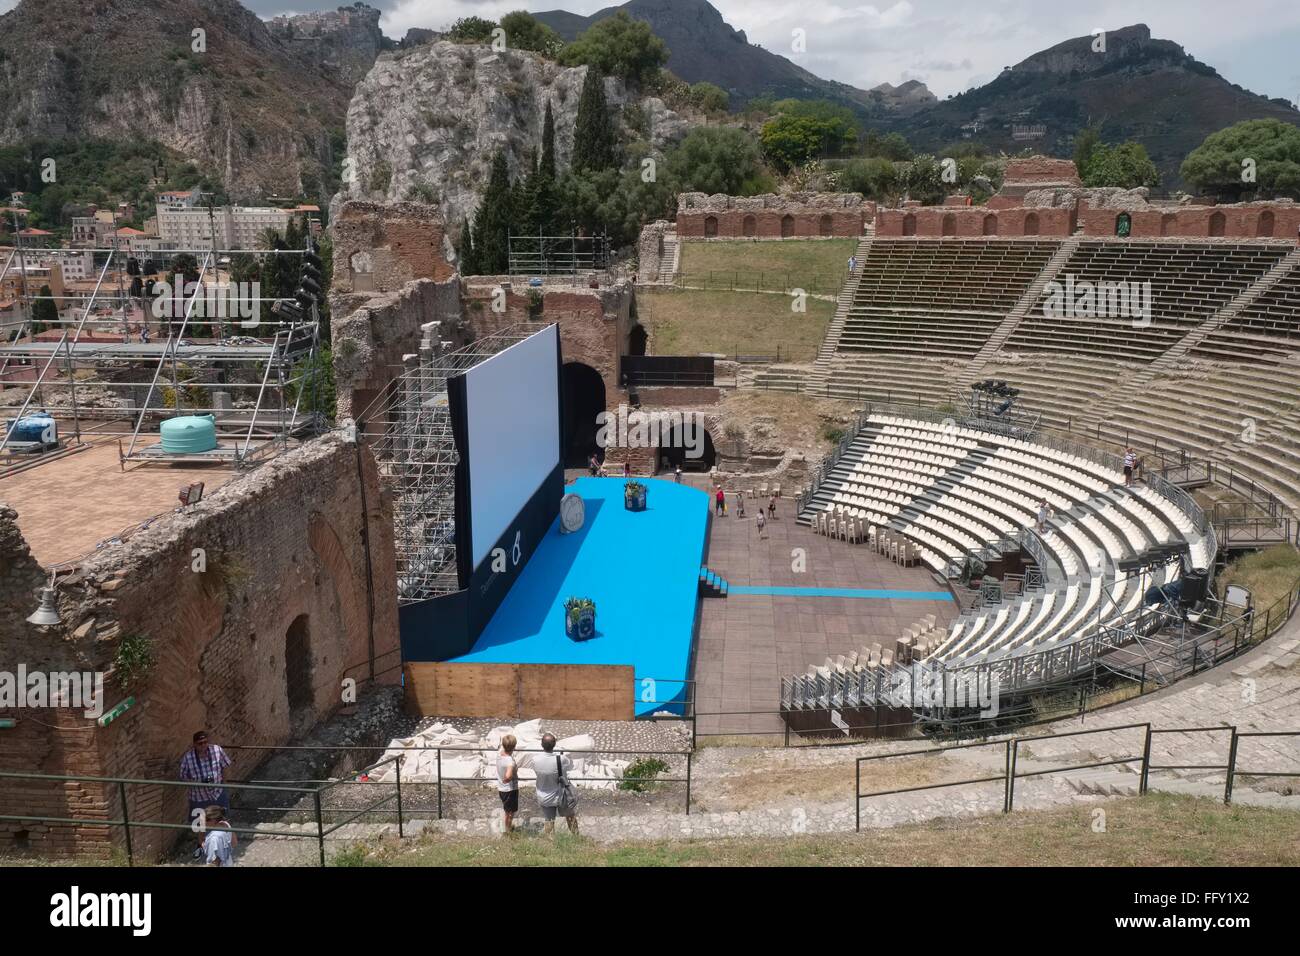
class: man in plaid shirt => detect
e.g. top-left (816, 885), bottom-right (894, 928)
top-left (180, 730), bottom-right (231, 858)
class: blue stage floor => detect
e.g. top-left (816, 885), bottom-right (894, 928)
top-left (453, 477), bottom-right (708, 716)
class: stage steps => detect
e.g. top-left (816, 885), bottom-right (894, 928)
top-left (698, 567), bottom-right (730, 598)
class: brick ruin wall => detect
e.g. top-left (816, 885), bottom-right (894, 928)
top-left (331, 199), bottom-right (456, 296)
top-left (0, 435), bottom-right (400, 861)
top-left (332, 277), bottom-right (464, 421)
top-left (675, 192), bottom-right (870, 239)
top-left (875, 205), bottom-right (1075, 237)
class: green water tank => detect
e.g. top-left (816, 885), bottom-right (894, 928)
top-left (160, 414), bottom-right (217, 454)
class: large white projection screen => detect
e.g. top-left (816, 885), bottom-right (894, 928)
top-left (463, 325), bottom-right (561, 568)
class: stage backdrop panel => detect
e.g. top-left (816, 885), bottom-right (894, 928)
top-left (462, 324), bottom-right (561, 569)
top-left (404, 661), bottom-right (635, 721)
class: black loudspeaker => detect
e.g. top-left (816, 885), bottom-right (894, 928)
top-left (1180, 569), bottom-right (1209, 608)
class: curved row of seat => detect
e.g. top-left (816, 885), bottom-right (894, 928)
top-left (798, 415), bottom-right (1212, 697)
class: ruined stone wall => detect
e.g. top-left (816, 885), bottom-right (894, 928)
top-left (638, 220), bottom-right (671, 280)
top-left (675, 192), bottom-right (869, 239)
top-left (0, 435), bottom-right (400, 861)
top-left (331, 199), bottom-right (456, 295)
top-left (463, 280), bottom-right (633, 419)
top-left (874, 205), bottom-right (1074, 237)
top-left (331, 277), bottom-right (464, 421)
top-left (1078, 202), bottom-right (1300, 241)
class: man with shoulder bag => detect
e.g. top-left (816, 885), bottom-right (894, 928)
top-left (533, 732), bottom-right (579, 835)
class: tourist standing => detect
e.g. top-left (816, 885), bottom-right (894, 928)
top-left (588, 453), bottom-right (598, 477)
top-left (1036, 500), bottom-right (1048, 533)
top-left (756, 507), bottom-right (766, 538)
top-left (735, 490), bottom-right (745, 518)
top-left (623, 461), bottom-right (631, 478)
top-left (532, 733), bottom-right (578, 835)
top-left (497, 734), bottom-right (520, 834)
top-left (674, 465), bottom-right (683, 484)
top-left (768, 494), bottom-right (777, 519)
top-left (1123, 448), bottom-right (1138, 485)
top-left (180, 730), bottom-right (232, 858)
top-left (715, 486), bottom-right (726, 516)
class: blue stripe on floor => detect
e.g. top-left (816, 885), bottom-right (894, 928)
top-left (727, 585), bottom-right (954, 601)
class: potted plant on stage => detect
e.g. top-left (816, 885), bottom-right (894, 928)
top-left (564, 596), bottom-right (597, 641)
top-left (624, 479), bottom-right (648, 512)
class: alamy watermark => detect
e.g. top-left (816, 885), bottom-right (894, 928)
top-left (876, 663), bottom-right (1000, 717)
top-left (0, 665), bottom-right (104, 719)
top-left (151, 280), bottom-right (261, 327)
top-left (1043, 273), bottom-right (1152, 328)
top-left (595, 405), bottom-right (705, 459)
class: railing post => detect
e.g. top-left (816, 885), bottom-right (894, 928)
top-left (685, 752), bottom-right (692, 816)
top-left (1139, 724), bottom-right (1152, 795)
top-left (118, 780), bottom-right (133, 866)
top-left (1005, 738), bottom-right (1019, 812)
top-left (314, 789), bottom-right (326, 867)
top-left (436, 748), bottom-right (444, 820)
top-left (855, 759), bottom-right (861, 832)
top-left (395, 759), bottom-right (404, 838)
top-left (1224, 728), bottom-right (1239, 805)
top-left (1003, 739), bottom-right (1013, 812)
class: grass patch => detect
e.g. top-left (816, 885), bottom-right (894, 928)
top-left (1216, 544), bottom-right (1300, 616)
top-left (638, 289), bottom-right (833, 362)
top-left (679, 239), bottom-right (855, 286)
top-left (333, 793), bottom-right (1300, 867)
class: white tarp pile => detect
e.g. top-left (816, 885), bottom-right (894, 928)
top-left (367, 719), bottom-right (631, 790)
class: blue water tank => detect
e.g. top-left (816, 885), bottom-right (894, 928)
top-left (160, 414), bottom-right (217, 454)
top-left (7, 412), bottom-right (57, 445)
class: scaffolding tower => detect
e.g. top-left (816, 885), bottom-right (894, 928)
top-left (0, 228), bottom-right (326, 475)
top-left (362, 324), bottom-right (543, 604)
top-left (507, 231), bottom-right (611, 278)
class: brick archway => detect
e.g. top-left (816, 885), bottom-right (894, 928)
top-left (1209, 211), bottom-right (1226, 237)
top-left (1257, 210), bottom-right (1275, 238)
top-left (902, 214), bottom-right (916, 237)
top-left (1024, 213), bottom-right (1039, 236)
top-left (941, 213), bottom-right (957, 237)
top-left (780, 214), bottom-right (795, 238)
top-left (742, 215), bottom-right (756, 237)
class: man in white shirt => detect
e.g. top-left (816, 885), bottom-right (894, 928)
top-left (531, 733), bottom-right (578, 835)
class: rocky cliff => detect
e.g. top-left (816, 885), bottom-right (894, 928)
top-left (0, 0), bottom-right (351, 200)
top-left (266, 3), bottom-right (389, 88)
top-left (335, 40), bottom-right (691, 231)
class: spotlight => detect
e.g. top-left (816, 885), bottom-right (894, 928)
top-left (27, 585), bottom-right (60, 626)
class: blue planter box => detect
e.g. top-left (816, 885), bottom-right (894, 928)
top-left (565, 609), bottom-right (596, 641)
top-left (625, 488), bottom-right (648, 512)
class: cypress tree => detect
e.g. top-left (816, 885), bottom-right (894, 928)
top-left (475, 151), bottom-right (513, 275)
top-left (572, 67), bottom-right (617, 174)
top-left (456, 217), bottom-right (477, 275)
top-left (540, 100), bottom-right (557, 179)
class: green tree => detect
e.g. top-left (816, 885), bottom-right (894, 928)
top-left (30, 284), bottom-right (58, 334)
top-left (903, 155), bottom-right (946, 204)
top-left (446, 16), bottom-right (496, 44)
top-left (760, 100), bottom-right (857, 171)
top-left (665, 127), bottom-right (772, 195)
top-left (572, 67), bottom-right (618, 173)
top-left (835, 157), bottom-right (897, 198)
top-left (861, 130), bottom-right (913, 161)
top-left (472, 151), bottom-right (513, 274)
top-left (688, 82), bottom-right (729, 114)
top-left (499, 11), bottom-right (563, 57)
top-left (457, 216), bottom-right (477, 275)
top-left (540, 100), bottom-right (557, 179)
top-left (559, 11), bottom-right (669, 87)
top-left (1181, 119), bottom-right (1300, 200)
top-left (1083, 141), bottom-right (1161, 189)
top-left (1073, 125), bottom-right (1101, 180)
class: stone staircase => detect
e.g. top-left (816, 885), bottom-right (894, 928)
top-left (1123, 246), bottom-right (1300, 393)
top-left (956, 237), bottom-right (1081, 391)
top-left (660, 230), bottom-right (680, 284)
top-left (808, 235), bottom-right (875, 387)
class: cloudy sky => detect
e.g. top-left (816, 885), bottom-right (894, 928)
top-left (4, 0), bottom-right (1299, 103)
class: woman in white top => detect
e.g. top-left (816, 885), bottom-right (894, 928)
top-left (497, 734), bottom-right (519, 834)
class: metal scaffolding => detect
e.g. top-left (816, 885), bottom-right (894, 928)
top-left (361, 324), bottom-right (543, 604)
top-left (0, 232), bottom-right (326, 474)
top-left (507, 231), bottom-right (611, 278)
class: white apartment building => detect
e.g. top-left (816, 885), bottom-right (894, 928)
top-left (154, 195), bottom-right (316, 250)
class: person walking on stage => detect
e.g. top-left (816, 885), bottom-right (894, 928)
top-left (756, 507), bottom-right (766, 538)
top-left (735, 490), bottom-right (745, 518)
top-left (715, 486), bottom-right (726, 516)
